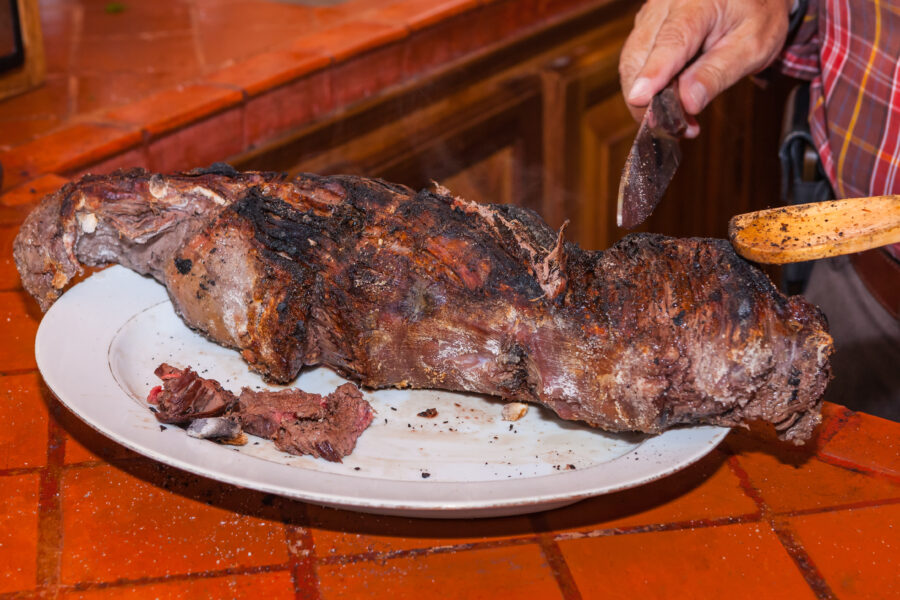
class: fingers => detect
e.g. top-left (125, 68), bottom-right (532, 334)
top-left (684, 114), bottom-right (701, 138)
top-left (626, 4), bottom-right (716, 108)
top-left (619, 0), bottom-right (793, 128)
top-left (678, 20), bottom-right (789, 113)
top-left (619, 1), bottom-right (671, 118)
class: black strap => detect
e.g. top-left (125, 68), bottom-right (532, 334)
top-left (779, 83), bottom-right (834, 294)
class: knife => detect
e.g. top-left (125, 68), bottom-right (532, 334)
top-left (617, 82), bottom-right (689, 229)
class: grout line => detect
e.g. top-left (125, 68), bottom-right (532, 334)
top-left (774, 496), bottom-right (900, 519)
top-left (727, 456), bottom-right (837, 600)
top-left (813, 453), bottom-right (900, 485)
top-left (0, 368), bottom-right (39, 377)
top-left (529, 510), bottom-right (583, 600)
top-left (551, 513), bottom-right (762, 541)
top-left (315, 535), bottom-right (538, 567)
top-left (54, 563), bottom-right (292, 593)
top-left (33, 413), bottom-right (68, 597)
top-left (0, 464), bottom-right (44, 477)
top-left (283, 503), bottom-right (321, 600)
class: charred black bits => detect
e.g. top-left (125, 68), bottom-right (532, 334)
top-left (672, 310), bottom-right (686, 326)
top-left (174, 257), bottom-right (193, 274)
top-left (417, 408), bottom-right (438, 418)
top-left (421, 472), bottom-right (431, 479)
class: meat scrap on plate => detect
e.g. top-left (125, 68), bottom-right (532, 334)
top-left (148, 363), bottom-right (373, 462)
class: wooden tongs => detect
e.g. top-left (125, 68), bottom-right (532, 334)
top-left (728, 195), bottom-right (900, 263)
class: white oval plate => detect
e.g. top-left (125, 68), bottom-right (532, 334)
top-left (35, 266), bottom-right (728, 518)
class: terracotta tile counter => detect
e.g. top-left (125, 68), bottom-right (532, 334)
top-left (0, 1), bottom-right (899, 598)
top-left (0, 329), bottom-right (898, 599)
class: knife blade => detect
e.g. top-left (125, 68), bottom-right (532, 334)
top-left (617, 82), bottom-right (689, 229)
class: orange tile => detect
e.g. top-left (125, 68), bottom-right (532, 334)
top-left (0, 374), bottom-right (50, 470)
top-left (60, 570), bottom-right (295, 600)
top-left (0, 174), bottom-right (69, 207)
top-left (558, 523), bottom-right (818, 600)
top-left (194, 0), bottom-right (316, 33)
top-left (541, 449), bottom-right (759, 534)
top-left (75, 71), bottom-right (195, 116)
top-left (818, 411), bottom-right (900, 478)
top-left (307, 505), bottom-right (534, 557)
top-left (191, 0), bottom-right (318, 68)
top-left (73, 35), bottom-right (200, 75)
top-left (288, 20), bottom-right (408, 62)
top-left (787, 504), bottom-right (900, 599)
top-left (60, 463), bottom-right (290, 584)
top-left (727, 432), bottom-right (900, 514)
top-left (0, 116), bottom-right (63, 150)
top-left (102, 84), bottom-right (243, 138)
top-left (39, 5), bottom-right (77, 73)
top-left (0, 226), bottom-right (21, 290)
top-left (147, 107), bottom-right (245, 173)
top-left (0, 75), bottom-right (70, 121)
top-left (331, 43), bottom-right (405, 109)
top-left (312, 4), bottom-right (362, 29)
top-left (0, 473), bottom-right (40, 594)
top-left (204, 49), bottom-right (332, 97)
top-left (365, 0), bottom-right (480, 31)
top-left (317, 543), bottom-right (564, 600)
top-left (244, 70), bottom-right (333, 149)
top-left (195, 23), bottom-right (307, 68)
top-left (80, 1), bottom-right (193, 38)
top-left (0, 123), bottom-right (142, 191)
top-left (0, 203), bottom-right (37, 228)
top-left (0, 291), bottom-right (41, 371)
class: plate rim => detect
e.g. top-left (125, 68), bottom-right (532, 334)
top-left (35, 265), bottom-right (729, 515)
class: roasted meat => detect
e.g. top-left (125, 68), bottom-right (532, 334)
top-left (15, 166), bottom-right (833, 442)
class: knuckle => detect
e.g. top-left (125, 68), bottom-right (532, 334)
top-left (694, 62), bottom-right (728, 92)
top-left (654, 23), bottom-right (693, 51)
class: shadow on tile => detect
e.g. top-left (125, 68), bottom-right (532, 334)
top-left (532, 448), bottom-right (746, 533)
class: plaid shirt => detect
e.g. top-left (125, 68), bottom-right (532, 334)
top-left (778, 0), bottom-right (899, 258)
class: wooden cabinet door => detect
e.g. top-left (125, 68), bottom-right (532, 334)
top-left (539, 23), bottom-right (787, 250)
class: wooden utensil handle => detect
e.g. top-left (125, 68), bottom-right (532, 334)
top-left (728, 195), bottom-right (900, 264)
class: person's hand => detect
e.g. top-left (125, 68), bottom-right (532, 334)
top-left (619, 0), bottom-right (794, 137)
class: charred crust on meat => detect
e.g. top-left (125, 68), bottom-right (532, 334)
top-left (14, 170), bottom-right (834, 443)
top-left (187, 162), bottom-right (239, 177)
top-left (174, 257), bottom-right (192, 274)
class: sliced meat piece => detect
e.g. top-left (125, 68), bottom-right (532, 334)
top-left (147, 363), bottom-right (237, 424)
top-left (238, 383), bottom-right (373, 462)
top-left (238, 387), bottom-right (329, 439)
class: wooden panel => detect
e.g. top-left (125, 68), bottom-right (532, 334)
top-left (441, 145), bottom-right (515, 206)
top-left (271, 78), bottom-right (544, 212)
top-left (578, 93), bottom-right (637, 249)
top-left (0, 0), bottom-right (45, 101)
